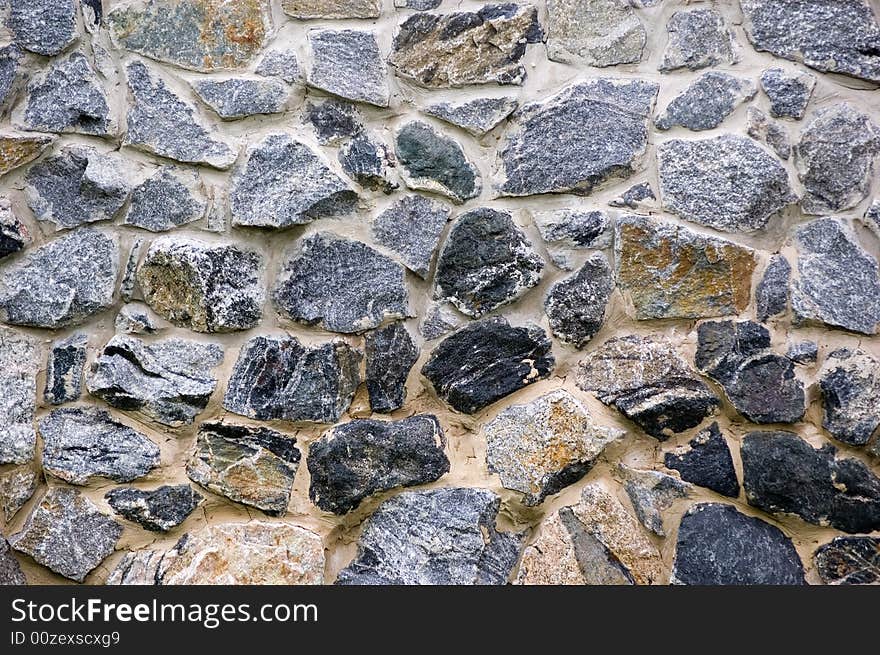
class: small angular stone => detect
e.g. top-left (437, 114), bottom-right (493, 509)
top-left (120, 239), bottom-right (142, 303)
top-left (546, 0), bottom-right (646, 67)
top-left (485, 390), bottom-right (624, 506)
top-left (255, 50), bottom-right (300, 84)
top-left (533, 209), bottom-right (610, 271)
top-left (814, 536), bottom-right (880, 585)
top-left (124, 167), bottom-right (206, 232)
top-left (396, 0), bottom-right (442, 9)
top-left (274, 232), bottom-right (409, 334)
top-left (365, 323), bottom-right (420, 413)
top-left (396, 121), bottom-right (481, 203)
top-left (44, 333), bottom-right (87, 405)
top-left (230, 133), bottom-right (356, 227)
top-left (0, 466), bottom-right (38, 523)
top-left (0, 198), bottom-right (30, 259)
top-left (0, 45), bottom-right (23, 116)
top-left (419, 302), bottom-right (463, 340)
top-left (577, 334), bottom-right (719, 439)
top-left (659, 9), bottom-right (739, 72)
top-left (795, 103), bottom-right (880, 214)
top-left (308, 415), bottom-right (449, 515)
top-left (224, 334), bottom-right (362, 423)
top-left (115, 304), bottom-right (161, 335)
top-left (618, 465), bottom-right (689, 537)
top-left (545, 253), bottom-right (612, 348)
top-left (819, 348), bottom-right (880, 446)
top-left (423, 97), bottom-right (518, 136)
top-left (371, 195), bottom-right (451, 279)
top-left (791, 217), bottom-right (880, 335)
top-left (497, 78), bottom-right (658, 197)
top-left (124, 61), bottom-right (237, 170)
top-left (742, 430), bottom-right (880, 533)
top-left (337, 488), bottom-right (524, 585)
top-left (106, 485), bottom-right (202, 532)
top-left (137, 237), bottom-right (264, 332)
top-left (304, 99), bottom-right (363, 146)
top-left (609, 182), bottom-right (655, 210)
top-left (8, 0), bottom-right (77, 56)
top-left (192, 77), bottom-right (288, 120)
top-left (756, 254), bottom-right (791, 322)
top-left (656, 72), bottom-right (755, 131)
top-left (0, 228), bottom-right (118, 328)
top-left (283, 0), bottom-right (380, 19)
top-left (658, 135), bottom-right (796, 232)
top-left (760, 68), bottom-right (816, 120)
top-left (0, 327), bottom-right (37, 465)
top-left (186, 422), bottom-right (299, 516)
top-left (665, 422), bottom-right (740, 498)
top-left (308, 29), bottom-right (388, 107)
top-left (864, 198), bottom-right (880, 236)
top-left (87, 335), bottom-right (223, 427)
top-left (787, 341), bottom-right (818, 364)
top-left (422, 317), bottom-right (555, 414)
top-left (0, 134), bottom-right (54, 177)
top-left (106, 550), bottom-right (164, 585)
top-left (389, 5), bottom-right (543, 88)
top-left (10, 488), bottom-right (122, 583)
top-left (0, 537), bottom-right (25, 585)
top-left (747, 106), bottom-right (792, 160)
top-left (339, 132), bottom-right (398, 193)
top-left (672, 503), bottom-right (805, 585)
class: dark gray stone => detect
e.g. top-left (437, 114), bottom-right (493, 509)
top-left (106, 485), bottom-right (203, 532)
top-left (304, 99), bottom-right (363, 146)
top-left (787, 340), bottom-right (818, 364)
top-left (659, 9), bottom-right (739, 72)
top-left (365, 323), bottom-right (420, 413)
top-left (747, 106), bottom-right (792, 160)
top-left (533, 209), bottom-right (610, 271)
top-left (336, 488), bottom-right (524, 585)
top-left (672, 503), bottom-right (805, 585)
top-left (760, 68), bottom-right (816, 120)
top-left (619, 465), bottom-right (690, 537)
top-left (756, 254), bottom-right (791, 322)
top-left (418, 302), bottom-right (463, 341)
top-left (819, 348), bottom-right (880, 446)
top-left (0, 537), bottom-right (25, 585)
top-left (0, 198), bottom-right (29, 261)
top-left (0, 327), bottom-right (37, 465)
top-left (0, 45), bottom-right (23, 115)
top-left (814, 536), bottom-right (880, 585)
top-left (864, 199), bottom-right (880, 236)
top-left (44, 333), bottom-right (86, 405)
top-left (308, 415), bottom-right (449, 514)
top-left (609, 182), bottom-right (655, 210)
top-left (256, 49), bottom-right (300, 84)
top-left (423, 97), bottom-right (518, 136)
top-left (544, 253), bottom-right (613, 348)
top-left (371, 195), bottom-right (451, 279)
top-left (8, 0), bottom-right (77, 56)
top-left (339, 132), bottom-right (398, 193)
top-left (192, 77), bottom-right (289, 120)
top-left (655, 72), bottom-right (755, 131)
top-left (124, 167), bottom-right (206, 232)
top-left (308, 29), bottom-right (389, 107)
top-left (422, 317), bottom-right (554, 414)
top-left (396, 121), bottom-right (481, 203)
top-left (664, 422), bottom-right (740, 498)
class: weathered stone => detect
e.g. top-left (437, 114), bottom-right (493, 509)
top-left (339, 132), bottom-right (398, 193)
top-left (609, 182), bottom-right (655, 210)
top-left (618, 465), bottom-right (689, 537)
top-left (124, 167), bottom-right (206, 232)
top-left (255, 50), bottom-right (300, 84)
top-left (224, 334), bottom-right (362, 423)
top-left (545, 254), bottom-right (613, 348)
top-left (864, 198), bottom-right (880, 236)
top-left (423, 97), bottom-right (518, 137)
top-left (10, 488), bottom-right (122, 582)
top-left (365, 323), bottom-right (419, 413)
top-left (25, 146), bottom-right (129, 230)
top-left (0, 134), bottom-right (54, 178)
top-left (664, 422), bottom-right (740, 498)
top-left (485, 390), bottom-right (624, 506)
top-left (517, 484), bottom-right (662, 585)
top-left (422, 317), bottom-right (554, 414)
top-left (337, 488), bottom-right (523, 585)
top-left (741, 430), bottom-right (880, 534)
top-left (44, 333), bottom-right (86, 405)
top-left (308, 29), bottom-right (389, 107)
top-left (230, 133), bottom-right (356, 227)
top-left (283, 0), bottom-right (380, 19)
top-left (0, 198), bottom-right (30, 260)
top-left (791, 217), bottom-right (880, 335)
top-left (0, 228), bottom-right (118, 328)
top-left (672, 503), bottom-right (805, 585)
top-left (756, 254), bottom-right (791, 322)
top-left (0, 466), bottom-right (38, 523)
top-left (741, 0), bottom-right (880, 83)
top-left (121, 239), bottom-right (142, 303)
top-left (419, 302), bottom-right (463, 341)
top-left (0, 327), bottom-right (37, 465)
top-left (0, 45), bottom-right (23, 116)
top-left (814, 536), bottom-right (880, 585)
top-left (760, 68), bottom-right (816, 120)
top-left (396, 121), bottom-right (481, 203)
top-left (21, 51), bottom-right (112, 136)
top-left (372, 195), bottom-right (450, 279)
top-left (747, 107), bottom-right (792, 160)
top-left (108, 0), bottom-right (272, 73)
top-left (658, 135), bottom-right (796, 232)
top-left (497, 79), bottom-right (658, 197)
top-left (546, 0), bottom-right (646, 67)
top-left (533, 210), bottom-right (610, 271)
top-left (787, 340), bottom-right (818, 364)
top-left (656, 72), bottom-right (755, 131)
top-left (0, 537), bottom-right (25, 585)
top-left (304, 99), bottom-right (363, 146)
top-left (659, 9), bottom-right (738, 72)
top-left (106, 485), bottom-right (202, 532)
top-left (187, 422), bottom-right (299, 516)
top-left (395, 0), bottom-right (442, 10)
top-left (192, 77), bottom-right (288, 120)
top-left (137, 237), bottom-right (264, 332)
top-left (106, 550), bottom-right (165, 585)
top-left (819, 348), bottom-right (880, 446)
top-left (124, 61), bottom-right (237, 170)
top-left (87, 335), bottom-right (223, 427)
top-left (274, 232), bottom-right (409, 334)
top-left (616, 215), bottom-right (756, 320)
top-left (576, 334), bottom-right (720, 440)
top-left (795, 104), bottom-right (880, 214)
top-left (389, 5), bottom-right (543, 88)
top-left (8, 0), bottom-right (77, 56)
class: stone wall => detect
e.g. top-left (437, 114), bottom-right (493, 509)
top-left (1, 0), bottom-right (879, 586)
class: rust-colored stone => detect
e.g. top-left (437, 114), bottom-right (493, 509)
top-left (0, 134), bottom-right (53, 177)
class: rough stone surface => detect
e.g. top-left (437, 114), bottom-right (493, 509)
top-left (395, 0), bottom-right (442, 10)
top-left (308, 415), bottom-right (449, 515)
top-left (336, 488), bottom-right (524, 585)
top-left (304, 99), bottom-right (363, 146)
top-left (192, 77), bottom-right (289, 120)
top-left (0, 198), bottom-right (30, 260)
top-left (87, 335), bottom-right (223, 427)
top-left (819, 348), bottom-right (880, 446)
top-left (255, 50), bottom-right (300, 84)
top-left (371, 195), bottom-right (450, 279)
top-left (116, 303), bottom-right (161, 335)
top-left (577, 334), bottom-right (720, 440)
top-left (656, 72), bottom-right (755, 131)
top-left (664, 422), bottom-right (740, 498)
top-left (760, 68), bottom-right (816, 120)
top-left (546, 0), bottom-right (646, 67)
top-left (0, 537), bottom-right (25, 585)
top-left (365, 323), bottom-right (420, 413)
top-left (8, 0), bottom-right (77, 56)
top-left (308, 30), bottom-right (389, 107)
top-left (423, 97), bottom-right (518, 137)
top-left (533, 209), bottom-right (610, 271)
top-left (544, 254), bottom-right (613, 348)
top-left (787, 341), bottom-right (818, 364)
top-left (396, 121), bottom-right (481, 203)
top-left (124, 167), bottom-right (206, 232)
top-left (756, 254), bottom-right (791, 322)
top-left (659, 9), bottom-right (738, 72)
top-left (0, 327), bottom-right (37, 465)
top-left (106, 485), bottom-right (203, 533)
top-left (609, 182), bottom-right (656, 210)
top-left (419, 302), bottom-right (463, 341)
top-left (747, 107), bottom-right (792, 160)
top-left (283, 0), bottom-right (380, 19)
top-left (864, 198), bottom-right (880, 236)
top-left (0, 134), bottom-right (54, 178)
top-left (0, 45), bottom-right (23, 117)
top-left (671, 503), bottom-right (805, 585)
top-left (106, 550), bottom-right (165, 585)
top-left (814, 536), bottom-right (880, 585)
top-left (619, 465), bottom-right (689, 537)
top-left (338, 132), bottom-right (398, 193)
top-left (0, 466), bottom-right (38, 523)
top-left (44, 333), bottom-right (87, 405)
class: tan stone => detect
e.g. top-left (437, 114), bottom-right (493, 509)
top-left (0, 134), bottom-right (54, 177)
top-left (282, 0), bottom-right (380, 19)
top-left (0, 465), bottom-right (38, 524)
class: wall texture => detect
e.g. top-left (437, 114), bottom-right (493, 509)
top-left (1, 0), bottom-right (880, 586)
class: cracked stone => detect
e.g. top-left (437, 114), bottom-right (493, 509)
top-left (747, 106), bottom-right (792, 160)
top-left (8, 0), bottom-right (77, 56)
top-left (396, 121), bottom-right (481, 203)
top-left (545, 253), bottom-right (613, 348)
top-left (283, 0), bottom-right (380, 19)
top-left (0, 327), bottom-right (37, 465)
top-left (106, 485), bottom-right (202, 533)
top-left (419, 302), bottom-right (463, 341)
top-left (656, 72), bottom-right (755, 131)
top-left (819, 348), bottom-right (880, 446)
top-left (255, 50), bottom-right (300, 84)
top-left (533, 209), bottom-right (610, 271)
top-left (0, 134), bottom-right (54, 177)
top-left (609, 182), bottom-right (656, 210)
top-left (44, 333), bottom-right (86, 405)
top-left (664, 422), bottom-right (740, 498)
top-left (339, 132), bottom-right (398, 193)
top-left (124, 167), bottom-right (206, 232)
top-left (814, 536), bottom-right (880, 585)
top-left (760, 68), bottom-right (816, 120)
top-left (192, 77), bottom-right (289, 120)
top-left (371, 194), bottom-right (451, 279)
top-left (106, 550), bottom-right (165, 585)
top-left (423, 97), bottom-right (518, 137)
top-left (618, 465), bottom-right (690, 537)
top-left (546, 0), bottom-right (645, 67)
top-left (0, 537), bottom-right (25, 584)
top-left (365, 323), bottom-right (420, 413)
top-left (308, 29), bottom-right (389, 107)
top-left (116, 304), bottom-right (161, 335)
top-left (304, 99), bottom-right (363, 146)
top-left (0, 466), bottom-right (38, 523)
top-left (0, 198), bottom-right (29, 261)
top-left (756, 254), bottom-right (791, 322)
top-left (659, 9), bottom-right (738, 72)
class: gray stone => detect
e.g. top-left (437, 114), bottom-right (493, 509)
top-left (115, 303), bottom-right (161, 335)
top-left (0, 228), bottom-right (118, 328)
top-left (0, 466), bottom-right (38, 523)
top-left (787, 341), bottom-right (818, 364)
top-left (365, 323), bottom-right (420, 413)
top-left (795, 103), bottom-right (880, 215)
top-left (747, 106), bottom-right (792, 160)
top-left (274, 232), bottom-right (409, 334)
top-left (0, 327), bottom-right (37, 465)
top-left (10, 488), bottom-right (122, 582)
top-left (658, 135), bottom-right (796, 232)
top-left (120, 239), bottom-right (142, 303)
top-left (546, 0), bottom-right (646, 67)
top-left (25, 146), bottom-right (129, 230)
top-left (308, 29), bottom-right (389, 107)
top-left (304, 99), bottom-right (363, 146)
top-left (0, 45), bottom-right (23, 116)
top-left (106, 550), bottom-right (164, 585)
top-left (223, 334), bottom-right (362, 423)
top-left (760, 68), bottom-right (816, 120)
top-left (756, 254), bottom-right (791, 322)
top-left (336, 488), bottom-right (524, 585)
top-left (283, 0), bottom-right (380, 19)
top-left (395, 0), bottom-right (441, 9)
top-left (791, 217), bottom-right (880, 335)
top-left (106, 485), bottom-right (202, 533)
top-left (433, 208), bottom-right (543, 317)
top-left (618, 465), bottom-right (689, 537)
top-left (0, 198), bottom-right (30, 261)
top-left (484, 390), bottom-right (624, 506)
top-left (230, 133), bottom-right (356, 228)
top-left (192, 77), bottom-right (289, 120)
top-left (308, 415), bottom-right (449, 514)
top-left (0, 537), bottom-right (25, 585)
top-left (396, 121), bottom-right (481, 203)
top-left (741, 0), bottom-right (880, 83)
top-left (533, 209), bottom-right (610, 271)
top-left (659, 9), bottom-right (739, 72)
top-left (864, 198), bottom-right (880, 237)
top-left (609, 182), bottom-right (656, 210)
top-left (497, 79), bottom-right (658, 197)
top-left (814, 536), bottom-right (880, 585)
top-left (545, 254), bottom-right (613, 348)
top-left (8, 0), bottom-right (77, 56)
top-left (339, 132), bottom-right (398, 193)
top-left (419, 302), bottom-right (463, 341)
top-left (87, 335), bottom-right (223, 427)
top-left (124, 167), bottom-right (206, 232)
top-left (819, 348), bottom-right (880, 446)
top-left (664, 422), bottom-right (740, 498)
top-left (124, 61), bottom-right (237, 170)
top-left (371, 195), bottom-right (451, 278)
top-left (423, 97), bottom-right (518, 137)
top-left (255, 49), bottom-right (300, 84)
top-left (656, 72), bottom-right (756, 131)
top-left (44, 333), bottom-right (87, 405)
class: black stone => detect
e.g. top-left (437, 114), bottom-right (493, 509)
top-left (44, 333), bottom-right (86, 405)
top-left (755, 254), bottom-right (790, 322)
top-left (338, 132), bottom-right (397, 193)
top-left (544, 253), bottom-right (612, 348)
top-left (365, 323), bottom-right (420, 413)
top-left (105, 485), bottom-right (203, 532)
top-left (664, 422), bottom-right (740, 498)
top-left (304, 99), bottom-right (363, 146)
top-left (814, 536), bottom-right (880, 585)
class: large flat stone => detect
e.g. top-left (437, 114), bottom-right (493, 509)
top-left (282, 0), bottom-right (380, 19)
top-left (371, 195), bottom-right (450, 279)
top-left (655, 72), bottom-right (756, 131)
top-left (192, 77), bottom-right (289, 120)
top-left (308, 29), bottom-right (389, 107)
top-left (546, 0), bottom-right (646, 67)
top-left (0, 134), bottom-right (54, 178)
top-left (396, 121), bottom-right (481, 203)
top-left (106, 485), bottom-right (202, 533)
top-left (8, 0), bottom-right (77, 56)
top-left (659, 8), bottom-right (738, 72)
